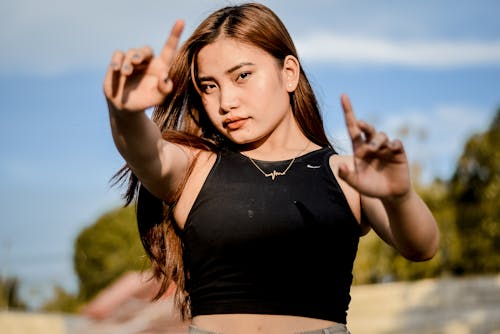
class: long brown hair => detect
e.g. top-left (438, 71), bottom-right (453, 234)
top-left (113, 2), bottom-right (333, 319)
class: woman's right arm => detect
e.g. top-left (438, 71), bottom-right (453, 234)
top-left (103, 20), bottom-right (189, 200)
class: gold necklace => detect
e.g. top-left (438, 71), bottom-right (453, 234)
top-left (248, 156), bottom-right (296, 181)
top-left (247, 142), bottom-right (310, 181)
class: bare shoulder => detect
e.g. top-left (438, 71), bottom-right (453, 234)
top-left (144, 143), bottom-right (215, 201)
top-left (174, 148), bottom-right (217, 229)
top-left (327, 154), bottom-right (364, 225)
top-left (327, 154), bottom-right (354, 190)
top-left (164, 143), bottom-right (215, 168)
top-left (191, 148), bottom-right (217, 172)
top-left (328, 154), bottom-right (354, 173)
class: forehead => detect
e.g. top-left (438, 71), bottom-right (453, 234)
top-left (196, 38), bottom-right (276, 75)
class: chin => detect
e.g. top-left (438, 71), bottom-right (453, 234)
top-left (233, 134), bottom-right (270, 147)
top-left (223, 132), bottom-right (257, 146)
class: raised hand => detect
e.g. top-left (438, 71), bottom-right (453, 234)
top-left (338, 94), bottom-right (411, 200)
top-left (103, 20), bottom-right (185, 112)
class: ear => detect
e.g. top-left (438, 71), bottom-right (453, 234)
top-left (282, 55), bottom-right (300, 93)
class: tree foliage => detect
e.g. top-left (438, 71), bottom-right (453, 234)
top-left (448, 109), bottom-right (500, 274)
top-left (353, 178), bottom-right (447, 284)
top-left (354, 108), bottom-right (500, 283)
top-left (41, 285), bottom-right (81, 313)
top-left (0, 276), bottom-right (27, 310)
top-left (73, 205), bottom-right (148, 302)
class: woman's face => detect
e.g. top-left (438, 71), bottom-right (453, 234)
top-left (196, 38), bottom-right (296, 145)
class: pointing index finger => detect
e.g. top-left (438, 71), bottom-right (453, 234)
top-left (159, 19), bottom-right (185, 64)
top-left (341, 94), bottom-right (363, 144)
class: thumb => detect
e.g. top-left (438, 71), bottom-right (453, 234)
top-left (158, 75), bottom-right (174, 95)
top-left (338, 163), bottom-right (359, 189)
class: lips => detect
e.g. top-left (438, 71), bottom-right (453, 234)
top-left (223, 116), bottom-right (248, 130)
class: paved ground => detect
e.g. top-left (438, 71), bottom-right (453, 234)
top-left (0, 311), bottom-right (66, 334)
top-left (347, 274), bottom-right (500, 333)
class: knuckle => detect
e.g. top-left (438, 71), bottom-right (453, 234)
top-left (373, 132), bottom-right (384, 141)
top-left (366, 124), bottom-right (376, 133)
top-left (111, 50), bottom-right (124, 60)
top-left (352, 132), bottom-right (364, 142)
top-left (143, 45), bottom-right (154, 54)
top-left (126, 48), bottom-right (138, 59)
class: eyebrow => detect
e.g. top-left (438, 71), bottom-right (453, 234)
top-left (198, 62), bottom-right (255, 82)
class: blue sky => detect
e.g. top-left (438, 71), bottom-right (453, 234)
top-left (1, 0), bottom-right (499, 307)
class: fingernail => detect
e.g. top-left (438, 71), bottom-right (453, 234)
top-left (122, 64), bottom-right (132, 74)
top-left (132, 53), bottom-right (141, 61)
top-left (110, 62), bottom-right (120, 70)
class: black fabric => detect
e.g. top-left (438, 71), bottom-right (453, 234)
top-left (181, 147), bottom-right (360, 324)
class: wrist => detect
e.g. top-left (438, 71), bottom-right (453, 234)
top-left (107, 99), bottom-right (145, 120)
top-left (381, 188), bottom-right (414, 208)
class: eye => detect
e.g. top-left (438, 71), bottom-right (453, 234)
top-left (237, 72), bottom-right (251, 82)
top-left (200, 83), bottom-right (217, 94)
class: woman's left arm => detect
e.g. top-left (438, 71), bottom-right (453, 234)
top-left (338, 94), bottom-right (439, 261)
top-left (361, 190), bottom-right (439, 261)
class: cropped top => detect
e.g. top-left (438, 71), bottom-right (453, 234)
top-left (181, 147), bottom-right (360, 324)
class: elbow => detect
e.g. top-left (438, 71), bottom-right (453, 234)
top-left (401, 232), bottom-right (440, 262)
top-left (404, 249), bottom-right (436, 262)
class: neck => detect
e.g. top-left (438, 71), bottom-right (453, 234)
top-left (240, 113), bottom-right (317, 161)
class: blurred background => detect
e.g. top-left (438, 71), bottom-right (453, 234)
top-left (1, 0), bottom-right (499, 333)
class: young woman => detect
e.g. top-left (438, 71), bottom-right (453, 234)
top-left (104, 3), bottom-right (439, 333)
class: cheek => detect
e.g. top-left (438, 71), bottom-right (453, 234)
top-left (202, 96), bottom-right (217, 115)
top-left (254, 73), bottom-right (287, 103)
top-left (202, 97), bottom-right (223, 128)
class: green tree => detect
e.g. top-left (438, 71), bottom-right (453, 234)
top-left (354, 109), bottom-right (500, 282)
top-left (448, 109), bottom-right (500, 274)
top-left (0, 276), bottom-right (27, 310)
top-left (416, 178), bottom-right (460, 276)
top-left (74, 205), bottom-right (148, 302)
top-left (353, 177), bottom-right (447, 285)
top-left (41, 285), bottom-right (81, 313)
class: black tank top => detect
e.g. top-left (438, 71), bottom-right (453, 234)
top-left (181, 147), bottom-right (360, 324)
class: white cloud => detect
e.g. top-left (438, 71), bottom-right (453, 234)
top-left (373, 104), bottom-right (493, 182)
top-left (326, 103), bottom-right (494, 183)
top-left (0, 0), bottom-right (225, 75)
top-left (296, 33), bottom-right (500, 68)
top-left (1, 1), bottom-right (499, 75)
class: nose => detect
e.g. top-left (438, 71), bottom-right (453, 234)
top-left (219, 86), bottom-right (239, 114)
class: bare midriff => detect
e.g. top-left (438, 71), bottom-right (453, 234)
top-left (191, 314), bottom-right (338, 333)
